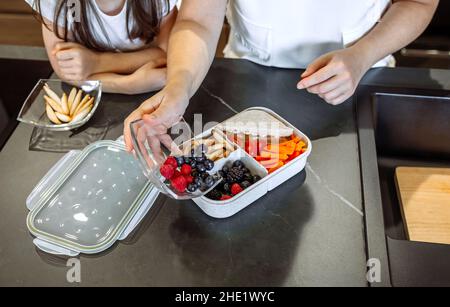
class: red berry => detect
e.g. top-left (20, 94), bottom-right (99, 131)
top-left (164, 156), bottom-right (178, 168)
top-left (181, 164), bottom-right (192, 176)
top-left (170, 176), bottom-right (188, 193)
top-left (160, 164), bottom-right (175, 179)
top-left (173, 170), bottom-right (181, 178)
top-left (231, 183), bottom-right (243, 196)
top-left (185, 175), bottom-right (194, 184)
top-left (220, 194), bottom-right (232, 201)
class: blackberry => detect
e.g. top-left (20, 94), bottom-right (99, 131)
top-left (233, 160), bottom-right (245, 169)
top-left (253, 175), bottom-right (262, 183)
top-left (222, 182), bottom-right (231, 194)
top-left (243, 172), bottom-right (253, 183)
top-left (206, 189), bottom-right (222, 201)
top-left (241, 181), bottom-right (252, 189)
top-left (226, 167), bottom-right (245, 183)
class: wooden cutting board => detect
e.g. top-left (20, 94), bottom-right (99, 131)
top-left (395, 167), bottom-right (450, 245)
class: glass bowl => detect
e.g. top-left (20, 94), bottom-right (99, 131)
top-left (17, 79), bottom-right (102, 131)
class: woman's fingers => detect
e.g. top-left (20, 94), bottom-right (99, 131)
top-left (319, 84), bottom-right (352, 105)
top-left (300, 54), bottom-right (330, 79)
top-left (298, 63), bottom-right (338, 89)
top-left (306, 75), bottom-right (347, 95)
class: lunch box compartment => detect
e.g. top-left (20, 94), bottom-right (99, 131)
top-left (193, 147), bottom-right (269, 218)
top-left (192, 107), bottom-right (311, 218)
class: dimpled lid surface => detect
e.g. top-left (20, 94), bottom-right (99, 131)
top-left (28, 142), bottom-right (150, 251)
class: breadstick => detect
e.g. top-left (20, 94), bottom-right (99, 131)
top-left (44, 95), bottom-right (64, 114)
top-left (55, 112), bottom-right (71, 123)
top-left (43, 84), bottom-right (61, 105)
top-left (68, 87), bottom-right (77, 110)
top-left (73, 96), bottom-right (92, 116)
top-left (46, 104), bottom-right (62, 124)
top-left (61, 93), bottom-right (70, 115)
top-left (69, 90), bottom-right (83, 116)
top-left (71, 106), bottom-right (92, 124)
top-left (74, 97), bottom-right (94, 117)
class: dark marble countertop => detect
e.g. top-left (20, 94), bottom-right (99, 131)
top-left (0, 49), bottom-right (449, 286)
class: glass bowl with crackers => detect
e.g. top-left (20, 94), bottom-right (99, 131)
top-left (18, 79), bottom-right (102, 131)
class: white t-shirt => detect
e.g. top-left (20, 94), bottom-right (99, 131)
top-left (25, 0), bottom-right (177, 51)
top-left (224, 0), bottom-right (394, 69)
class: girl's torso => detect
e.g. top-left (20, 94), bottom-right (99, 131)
top-left (25, 0), bottom-right (176, 51)
top-left (224, 0), bottom-right (393, 68)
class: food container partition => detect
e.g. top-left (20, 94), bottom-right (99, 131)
top-left (131, 107), bottom-right (312, 219)
top-left (26, 141), bottom-right (158, 256)
top-left (17, 79), bottom-right (102, 131)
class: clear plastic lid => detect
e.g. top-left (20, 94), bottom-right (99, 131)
top-left (26, 141), bottom-right (153, 254)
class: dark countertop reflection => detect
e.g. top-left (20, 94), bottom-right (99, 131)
top-left (1, 58), bottom-right (449, 286)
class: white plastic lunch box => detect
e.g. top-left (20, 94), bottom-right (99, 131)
top-left (26, 108), bottom-right (311, 256)
top-left (130, 107), bottom-right (312, 218)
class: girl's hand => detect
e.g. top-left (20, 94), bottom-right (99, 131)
top-left (53, 42), bottom-right (100, 81)
top-left (297, 47), bottom-right (370, 105)
top-left (123, 84), bottom-right (190, 152)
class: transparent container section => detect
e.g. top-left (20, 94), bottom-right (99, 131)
top-left (130, 119), bottom-right (248, 200)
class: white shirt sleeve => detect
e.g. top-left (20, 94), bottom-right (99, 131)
top-left (24, 0), bottom-right (66, 28)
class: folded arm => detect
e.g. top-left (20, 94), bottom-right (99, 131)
top-left (41, 8), bottom-right (177, 93)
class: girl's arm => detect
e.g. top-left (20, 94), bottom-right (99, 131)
top-left (42, 18), bottom-right (166, 83)
top-left (86, 8), bottom-right (178, 94)
top-left (53, 42), bottom-right (167, 77)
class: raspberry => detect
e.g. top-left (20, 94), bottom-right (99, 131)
top-left (185, 175), bottom-right (194, 184)
top-left (164, 156), bottom-right (178, 168)
top-left (173, 170), bottom-right (182, 179)
top-left (220, 195), bottom-right (232, 201)
top-left (181, 164), bottom-right (192, 176)
top-left (160, 164), bottom-right (175, 179)
top-left (231, 183), bottom-right (243, 196)
top-left (170, 176), bottom-right (188, 193)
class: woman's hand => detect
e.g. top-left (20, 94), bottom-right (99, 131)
top-left (53, 42), bottom-right (100, 81)
top-left (123, 84), bottom-right (190, 152)
top-left (297, 47), bottom-right (370, 105)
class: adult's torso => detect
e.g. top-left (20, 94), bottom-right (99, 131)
top-left (224, 0), bottom-right (392, 68)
